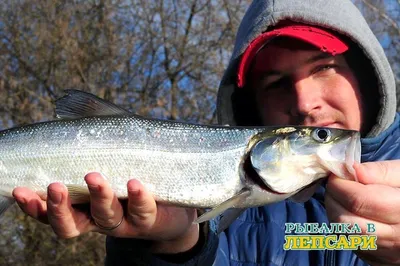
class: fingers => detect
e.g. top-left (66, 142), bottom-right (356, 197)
top-left (84, 173), bottom-right (124, 233)
top-left (356, 247), bottom-right (400, 266)
top-left (125, 179), bottom-right (157, 233)
top-left (47, 183), bottom-right (93, 238)
top-left (13, 174), bottom-right (154, 238)
top-left (123, 179), bottom-right (200, 252)
top-left (14, 174), bottom-right (198, 245)
top-left (12, 187), bottom-right (48, 224)
top-left (326, 176), bottom-right (400, 224)
top-left (325, 192), bottom-right (396, 245)
top-left (355, 160), bottom-right (400, 186)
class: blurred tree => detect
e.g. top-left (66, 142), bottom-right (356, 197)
top-left (0, 0), bottom-right (399, 264)
top-left (352, 0), bottom-right (400, 109)
top-left (0, 0), bottom-right (249, 264)
top-left (0, 0), bottom-right (250, 127)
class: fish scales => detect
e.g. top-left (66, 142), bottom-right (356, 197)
top-left (0, 116), bottom-right (262, 207)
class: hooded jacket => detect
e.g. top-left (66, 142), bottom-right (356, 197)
top-left (105, 0), bottom-right (399, 265)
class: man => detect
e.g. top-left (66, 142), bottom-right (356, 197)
top-left (13, 0), bottom-right (400, 265)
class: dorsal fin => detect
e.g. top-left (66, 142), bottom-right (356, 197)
top-left (55, 89), bottom-right (132, 119)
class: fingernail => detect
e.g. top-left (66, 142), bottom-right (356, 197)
top-left (48, 188), bottom-right (62, 204)
top-left (128, 179), bottom-right (141, 196)
top-left (17, 197), bottom-right (27, 205)
top-left (358, 162), bottom-right (373, 173)
top-left (87, 184), bottom-right (99, 191)
top-left (129, 187), bottom-right (140, 197)
top-left (86, 173), bottom-right (104, 191)
top-left (12, 188), bottom-right (27, 204)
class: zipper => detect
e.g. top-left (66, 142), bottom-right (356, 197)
top-left (324, 250), bottom-right (335, 266)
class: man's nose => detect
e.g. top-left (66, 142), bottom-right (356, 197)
top-left (291, 79), bottom-right (321, 116)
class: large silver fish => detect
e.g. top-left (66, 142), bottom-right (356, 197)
top-left (0, 90), bottom-right (361, 231)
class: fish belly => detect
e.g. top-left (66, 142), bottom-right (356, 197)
top-left (0, 120), bottom-right (249, 207)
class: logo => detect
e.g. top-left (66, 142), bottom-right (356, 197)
top-left (283, 223), bottom-right (377, 250)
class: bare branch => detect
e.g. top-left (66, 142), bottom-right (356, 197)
top-left (361, 0), bottom-right (400, 35)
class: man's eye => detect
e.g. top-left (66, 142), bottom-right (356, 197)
top-left (313, 64), bottom-right (338, 74)
top-left (264, 81), bottom-right (281, 91)
top-left (263, 78), bottom-right (290, 92)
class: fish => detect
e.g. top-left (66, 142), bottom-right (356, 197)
top-left (0, 90), bottom-right (361, 232)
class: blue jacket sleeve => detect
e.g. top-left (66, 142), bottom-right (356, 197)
top-left (104, 220), bottom-right (220, 265)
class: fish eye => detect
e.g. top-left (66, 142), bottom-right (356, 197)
top-left (312, 128), bottom-right (332, 143)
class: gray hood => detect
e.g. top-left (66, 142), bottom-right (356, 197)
top-left (217, 0), bottom-right (396, 137)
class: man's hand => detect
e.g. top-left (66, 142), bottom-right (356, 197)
top-left (325, 160), bottom-right (400, 266)
top-left (12, 173), bottom-right (199, 254)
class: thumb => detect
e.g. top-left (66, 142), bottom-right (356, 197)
top-left (354, 160), bottom-right (400, 186)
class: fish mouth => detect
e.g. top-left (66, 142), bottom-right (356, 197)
top-left (316, 131), bottom-right (361, 180)
top-left (242, 155), bottom-right (287, 195)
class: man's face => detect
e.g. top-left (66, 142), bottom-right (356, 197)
top-left (250, 41), bottom-right (364, 132)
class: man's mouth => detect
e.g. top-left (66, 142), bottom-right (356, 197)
top-left (320, 122), bottom-right (336, 127)
top-left (312, 122), bottom-right (341, 129)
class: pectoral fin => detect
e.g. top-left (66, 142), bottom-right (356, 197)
top-left (289, 180), bottom-right (322, 203)
top-left (217, 208), bottom-right (246, 234)
top-left (0, 196), bottom-right (15, 216)
top-left (66, 185), bottom-right (91, 204)
top-left (195, 189), bottom-right (250, 224)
